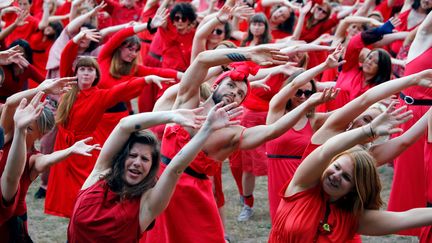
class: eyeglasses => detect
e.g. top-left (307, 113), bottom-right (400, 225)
top-left (243, 0), bottom-right (255, 8)
top-left (295, 89), bottom-right (314, 98)
top-left (173, 15), bottom-right (188, 22)
top-left (316, 6), bottom-right (329, 15)
top-left (212, 29), bottom-right (224, 35)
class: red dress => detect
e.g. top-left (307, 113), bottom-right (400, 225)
top-left (95, 27), bottom-right (178, 144)
top-left (0, 143), bottom-right (36, 242)
top-left (97, 0), bottom-right (142, 26)
top-left (28, 31), bottom-right (55, 77)
top-left (68, 180), bottom-right (142, 243)
top-left (388, 47), bottom-right (432, 236)
top-left (325, 34), bottom-right (372, 111)
top-left (2, 13), bottom-right (39, 47)
top-left (0, 64), bottom-right (44, 103)
top-left (420, 141), bottom-right (432, 243)
top-left (44, 77), bottom-right (152, 217)
top-left (143, 125), bottom-right (225, 243)
top-left (268, 181), bottom-right (358, 242)
top-left (389, 10), bottom-right (421, 55)
top-left (266, 120), bottom-right (313, 223)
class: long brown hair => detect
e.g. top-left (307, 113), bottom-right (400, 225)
top-left (103, 130), bottom-right (160, 199)
top-left (332, 148), bottom-right (383, 216)
top-left (56, 57), bottom-right (100, 125)
top-left (109, 35), bottom-right (141, 79)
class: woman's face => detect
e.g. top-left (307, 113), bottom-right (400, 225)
top-left (350, 108), bottom-right (381, 130)
top-left (346, 23), bottom-right (364, 39)
top-left (208, 24), bottom-right (225, 45)
top-left (44, 25), bottom-right (55, 37)
top-left (322, 155), bottom-right (355, 201)
top-left (76, 66), bottom-right (97, 90)
top-left (26, 120), bottom-right (43, 145)
top-left (270, 6), bottom-right (290, 25)
top-left (78, 27), bottom-right (92, 50)
top-left (420, 0), bottom-right (432, 10)
top-left (173, 13), bottom-right (191, 32)
top-left (313, 4), bottom-right (330, 21)
top-left (362, 51), bottom-right (379, 76)
top-left (250, 22), bottom-right (266, 37)
top-left (291, 82), bottom-right (313, 108)
top-left (123, 143), bottom-right (153, 186)
top-left (120, 44), bottom-right (139, 63)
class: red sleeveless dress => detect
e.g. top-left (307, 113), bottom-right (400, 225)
top-left (266, 120), bottom-right (313, 223)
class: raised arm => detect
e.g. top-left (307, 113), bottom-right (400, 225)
top-left (0, 77), bottom-right (76, 141)
top-left (139, 102), bottom-right (242, 230)
top-left (66, 1), bottom-right (106, 34)
top-left (1, 93), bottom-right (45, 202)
top-left (240, 88), bottom-right (338, 150)
top-left (268, 47), bottom-right (345, 124)
top-left (313, 69), bottom-right (432, 144)
top-left (288, 103), bottom-right (412, 196)
top-left (370, 107), bottom-right (432, 166)
top-left (82, 108), bottom-right (206, 190)
top-left (174, 46), bottom-right (289, 110)
top-left (291, 1), bottom-right (311, 40)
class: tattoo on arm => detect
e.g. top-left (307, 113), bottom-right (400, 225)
top-left (135, 124), bottom-right (141, 130)
top-left (226, 53), bottom-right (248, 62)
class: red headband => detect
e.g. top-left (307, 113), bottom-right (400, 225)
top-left (213, 61), bottom-right (260, 102)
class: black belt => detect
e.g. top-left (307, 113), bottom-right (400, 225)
top-left (161, 155), bottom-right (208, 180)
top-left (140, 38), bottom-right (152, 44)
top-left (400, 92), bottom-right (432, 106)
top-left (148, 51), bottom-right (162, 62)
top-left (106, 102), bottom-right (128, 113)
top-left (267, 154), bottom-right (302, 159)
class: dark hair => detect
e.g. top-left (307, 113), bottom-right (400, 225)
top-left (46, 21), bottom-right (63, 40)
top-left (81, 23), bottom-right (99, 53)
top-left (223, 22), bottom-right (232, 40)
top-left (272, 5), bottom-right (295, 34)
top-left (170, 3), bottom-right (197, 23)
top-left (104, 130), bottom-right (160, 199)
top-left (9, 39), bottom-right (33, 64)
top-left (285, 70), bottom-right (317, 111)
top-left (241, 13), bottom-right (272, 46)
top-left (412, 0), bottom-right (432, 13)
top-left (0, 127), bottom-right (4, 149)
top-left (366, 49), bottom-right (392, 86)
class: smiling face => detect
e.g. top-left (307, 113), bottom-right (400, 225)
top-left (120, 43), bottom-right (140, 63)
top-left (123, 143), bottom-right (153, 186)
top-left (212, 78), bottom-right (248, 105)
top-left (362, 51), bottom-right (379, 77)
top-left (313, 4), bottom-right (330, 21)
top-left (291, 82), bottom-right (313, 108)
top-left (346, 23), bottom-right (364, 39)
top-left (208, 24), bottom-right (226, 45)
top-left (322, 155), bottom-right (355, 201)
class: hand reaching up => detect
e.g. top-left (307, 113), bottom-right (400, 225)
top-left (369, 101), bottom-right (413, 137)
top-left (203, 102), bottom-right (243, 131)
top-left (14, 92), bottom-right (47, 130)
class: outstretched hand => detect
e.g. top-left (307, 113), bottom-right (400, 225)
top-left (70, 137), bottom-right (102, 157)
top-left (144, 75), bottom-right (176, 89)
top-left (308, 88), bottom-right (339, 106)
top-left (39, 76), bottom-right (77, 95)
top-left (172, 107), bottom-right (207, 129)
top-left (249, 46), bottom-right (290, 66)
top-left (14, 92), bottom-right (47, 130)
top-left (151, 7), bottom-right (169, 29)
top-left (324, 44), bottom-right (346, 68)
top-left (204, 102), bottom-right (243, 131)
top-left (370, 101), bottom-right (413, 137)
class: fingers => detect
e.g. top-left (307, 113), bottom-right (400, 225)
top-left (17, 98), bottom-right (28, 110)
top-left (81, 137), bottom-right (94, 143)
top-left (30, 91), bottom-right (45, 107)
top-left (227, 107), bottom-right (243, 119)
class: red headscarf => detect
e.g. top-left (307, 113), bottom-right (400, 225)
top-left (212, 61), bottom-right (260, 102)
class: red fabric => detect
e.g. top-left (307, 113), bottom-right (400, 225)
top-left (266, 121), bottom-right (313, 223)
top-left (271, 29), bottom-right (291, 40)
top-left (144, 125), bottom-right (225, 243)
top-left (419, 141), bottom-right (432, 243)
top-left (268, 181), bottom-right (358, 242)
top-left (2, 13), bottom-right (39, 47)
top-left (239, 107), bottom-right (268, 176)
top-left (325, 34), bottom-right (372, 111)
top-left (374, 0), bottom-right (393, 22)
top-left (0, 65), bottom-right (44, 102)
top-left (0, 143), bottom-right (35, 241)
top-left (98, 0), bottom-right (142, 26)
top-left (243, 73), bottom-right (285, 111)
top-left (68, 180), bottom-right (142, 242)
top-left (159, 21), bottom-right (195, 72)
top-left (299, 14), bottom-right (339, 43)
top-left (213, 163), bottom-right (225, 208)
top-left (229, 150), bottom-right (244, 196)
top-left (390, 10), bottom-right (421, 55)
top-left (45, 78), bottom-right (150, 218)
top-left (29, 31), bottom-right (55, 77)
top-left (388, 47), bottom-right (432, 236)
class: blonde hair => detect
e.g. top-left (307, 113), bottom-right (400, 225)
top-left (331, 147), bottom-right (383, 216)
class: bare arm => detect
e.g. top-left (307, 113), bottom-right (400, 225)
top-left (139, 103), bottom-right (241, 230)
top-left (1, 93), bottom-right (45, 202)
top-left (358, 208), bottom-right (432, 235)
top-left (407, 12), bottom-right (432, 62)
top-left (38, 0), bottom-right (51, 30)
top-left (291, 2), bottom-right (311, 40)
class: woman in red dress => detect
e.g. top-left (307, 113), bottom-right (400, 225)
top-left (269, 102), bottom-right (432, 242)
top-left (68, 101), bottom-right (242, 243)
top-left (44, 34), bottom-right (168, 217)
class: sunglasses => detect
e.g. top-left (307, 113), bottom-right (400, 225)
top-left (295, 89), bottom-right (314, 98)
top-left (212, 29), bottom-right (224, 35)
top-left (243, 0), bottom-right (255, 8)
top-left (316, 6), bottom-right (329, 15)
top-left (174, 15), bottom-right (188, 22)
